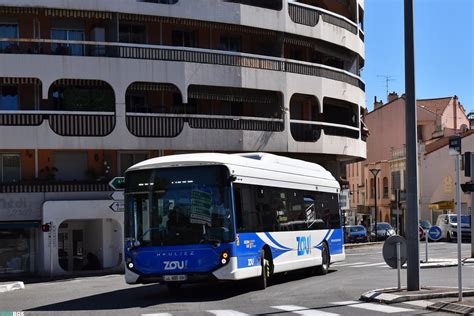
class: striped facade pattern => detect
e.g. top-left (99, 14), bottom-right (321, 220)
top-left (0, 182), bottom-right (110, 193)
top-left (0, 113), bottom-right (44, 126)
top-left (288, 3), bottom-right (319, 27)
top-left (126, 115), bottom-right (184, 137)
top-left (118, 46), bottom-right (364, 90)
top-left (188, 117), bottom-right (284, 132)
top-left (48, 114), bottom-right (115, 136)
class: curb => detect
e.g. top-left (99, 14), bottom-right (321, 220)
top-left (360, 287), bottom-right (474, 304)
top-left (0, 282), bottom-right (25, 293)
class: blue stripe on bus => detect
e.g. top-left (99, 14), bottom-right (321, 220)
top-left (315, 229), bottom-right (333, 250)
top-left (264, 232), bottom-right (292, 251)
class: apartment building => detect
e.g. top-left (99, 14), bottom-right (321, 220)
top-left (346, 93), bottom-right (470, 234)
top-left (0, 0), bottom-right (367, 276)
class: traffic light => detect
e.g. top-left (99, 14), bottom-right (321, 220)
top-left (41, 223), bottom-right (50, 232)
top-left (460, 182), bottom-right (474, 193)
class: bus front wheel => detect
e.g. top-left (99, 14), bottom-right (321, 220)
top-left (315, 242), bottom-right (329, 275)
top-left (255, 250), bottom-right (270, 290)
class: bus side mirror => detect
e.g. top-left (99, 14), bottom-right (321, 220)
top-left (228, 175), bottom-right (237, 182)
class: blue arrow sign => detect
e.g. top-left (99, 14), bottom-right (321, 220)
top-left (108, 177), bottom-right (125, 191)
top-left (428, 226), bottom-right (442, 241)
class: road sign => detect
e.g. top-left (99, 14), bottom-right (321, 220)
top-left (109, 177), bottom-right (125, 191)
top-left (110, 191), bottom-right (124, 201)
top-left (428, 226), bottom-right (443, 241)
top-left (109, 201), bottom-right (124, 212)
top-left (383, 235), bottom-right (407, 269)
top-left (448, 136), bottom-right (461, 156)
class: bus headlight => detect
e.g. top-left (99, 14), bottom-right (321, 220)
top-left (128, 262), bottom-right (134, 269)
top-left (220, 250), bottom-right (230, 265)
top-left (126, 257), bottom-right (134, 269)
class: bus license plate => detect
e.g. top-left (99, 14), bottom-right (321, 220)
top-left (163, 275), bottom-right (187, 282)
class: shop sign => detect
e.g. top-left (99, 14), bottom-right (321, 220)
top-left (0, 193), bottom-right (43, 221)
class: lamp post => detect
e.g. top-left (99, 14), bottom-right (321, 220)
top-left (370, 168), bottom-right (381, 241)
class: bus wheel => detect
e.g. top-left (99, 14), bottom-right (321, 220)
top-left (167, 283), bottom-right (181, 295)
top-left (315, 242), bottom-right (329, 275)
top-left (255, 250), bottom-right (269, 290)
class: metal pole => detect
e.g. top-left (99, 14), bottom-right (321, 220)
top-left (471, 154), bottom-right (474, 258)
top-left (456, 154), bottom-right (463, 301)
top-left (396, 189), bottom-right (400, 235)
top-left (397, 242), bottom-right (401, 290)
top-left (374, 176), bottom-right (378, 242)
top-left (404, 0), bottom-right (420, 291)
top-left (425, 229), bottom-right (428, 263)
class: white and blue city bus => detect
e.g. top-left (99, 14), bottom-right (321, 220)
top-left (124, 153), bottom-right (344, 292)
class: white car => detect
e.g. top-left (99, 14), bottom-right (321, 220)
top-left (435, 214), bottom-right (472, 242)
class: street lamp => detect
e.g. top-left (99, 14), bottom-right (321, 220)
top-left (370, 168), bottom-right (381, 241)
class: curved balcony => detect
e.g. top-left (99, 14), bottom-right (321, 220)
top-left (0, 38), bottom-right (365, 91)
top-left (288, 2), bottom-right (358, 35)
top-left (290, 120), bottom-right (359, 141)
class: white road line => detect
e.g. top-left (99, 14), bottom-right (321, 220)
top-left (331, 262), bottom-right (369, 267)
top-left (272, 305), bottom-right (340, 316)
top-left (331, 301), bottom-right (413, 313)
top-left (141, 314), bottom-right (172, 316)
top-left (353, 262), bottom-right (386, 268)
top-left (403, 300), bottom-right (434, 308)
top-left (346, 252), bottom-right (374, 256)
top-left (208, 310), bottom-right (249, 316)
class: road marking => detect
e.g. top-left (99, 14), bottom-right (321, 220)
top-left (272, 305), bottom-right (340, 316)
top-left (208, 310), bottom-right (249, 316)
top-left (331, 262), bottom-right (369, 267)
top-left (346, 252), bottom-right (374, 256)
top-left (141, 314), bottom-right (172, 316)
top-left (331, 301), bottom-right (413, 313)
top-left (403, 300), bottom-right (434, 308)
top-left (353, 262), bottom-right (386, 268)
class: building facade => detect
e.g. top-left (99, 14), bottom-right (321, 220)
top-left (346, 94), bottom-right (470, 235)
top-left (0, 0), bottom-right (367, 276)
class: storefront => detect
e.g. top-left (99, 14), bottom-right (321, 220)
top-left (0, 221), bottom-right (38, 276)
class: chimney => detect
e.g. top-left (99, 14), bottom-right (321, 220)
top-left (374, 96), bottom-right (383, 109)
top-left (387, 91), bottom-right (399, 103)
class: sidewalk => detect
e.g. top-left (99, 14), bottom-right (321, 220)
top-left (361, 287), bottom-right (474, 314)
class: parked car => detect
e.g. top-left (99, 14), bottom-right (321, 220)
top-left (344, 225), bottom-right (368, 243)
top-left (435, 214), bottom-right (472, 242)
top-left (419, 220), bottom-right (432, 240)
top-left (370, 222), bottom-right (396, 240)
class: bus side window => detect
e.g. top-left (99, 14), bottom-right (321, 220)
top-left (234, 187), bottom-right (243, 231)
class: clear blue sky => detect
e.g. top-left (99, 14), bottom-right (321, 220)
top-left (363, 0), bottom-right (474, 112)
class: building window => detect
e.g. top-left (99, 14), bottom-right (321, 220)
top-left (383, 177), bottom-right (389, 198)
top-left (391, 171), bottom-right (401, 194)
top-left (0, 153), bottom-right (21, 182)
top-left (219, 36), bottom-right (241, 52)
top-left (370, 178), bottom-right (374, 198)
top-left (51, 29), bottom-right (85, 56)
top-left (171, 29), bottom-right (198, 47)
top-left (0, 85), bottom-right (19, 111)
top-left (119, 152), bottom-right (149, 175)
top-left (0, 24), bottom-right (18, 52)
top-left (119, 23), bottom-right (147, 44)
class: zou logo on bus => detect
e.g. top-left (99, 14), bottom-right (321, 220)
top-left (296, 236), bottom-right (311, 256)
top-left (163, 260), bottom-right (188, 270)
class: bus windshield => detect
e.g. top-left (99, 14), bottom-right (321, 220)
top-left (125, 165), bottom-right (233, 246)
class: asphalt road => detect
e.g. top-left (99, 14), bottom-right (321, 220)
top-left (1, 242), bottom-right (473, 316)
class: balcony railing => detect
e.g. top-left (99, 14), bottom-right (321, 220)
top-left (290, 119), bottom-right (360, 142)
top-left (391, 146), bottom-right (406, 160)
top-left (188, 114), bottom-right (284, 131)
top-left (0, 181), bottom-right (110, 193)
top-left (0, 110), bottom-right (115, 136)
top-left (126, 113), bottom-right (185, 137)
top-left (0, 38), bottom-right (365, 91)
top-left (288, 2), bottom-right (358, 34)
top-left (126, 112), bottom-right (284, 137)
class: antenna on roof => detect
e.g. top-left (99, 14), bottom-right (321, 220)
top-left (377, 75), bottom-right (396, 102)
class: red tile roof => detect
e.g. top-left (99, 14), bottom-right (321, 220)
top-left (425, 130), bottom-right (474, 155)
top-left (416, 97), bottom-right (453, 115)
